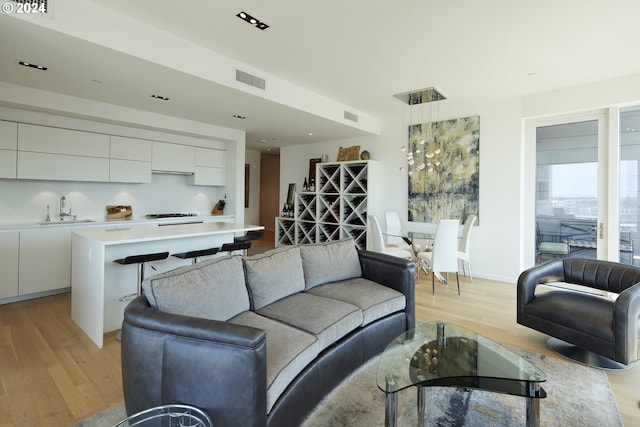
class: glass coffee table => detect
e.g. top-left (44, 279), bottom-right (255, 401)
top-left (377, 321), bottom-right (546, 427)
top-left (112, 404), bottom-right (213, 427)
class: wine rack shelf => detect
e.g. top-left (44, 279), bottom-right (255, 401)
top-left (275, 160), bottom-right (378, 249)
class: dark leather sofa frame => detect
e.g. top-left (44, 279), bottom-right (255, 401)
top-left (517, 257), bottom-right (640, 368)
top-left (121, 250), bottom-right (415, 427)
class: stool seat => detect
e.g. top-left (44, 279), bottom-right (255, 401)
top-left (172, 247), bottom-right (220, 263)
top-left (114, 251), bottom-right (170, 265)
top-left (220, 241), bottom-right (252, 254)
top-left (233, 230), bottom-right (264, 243)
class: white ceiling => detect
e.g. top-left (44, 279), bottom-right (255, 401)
top-left (1, 0), bottom-right (640, 151)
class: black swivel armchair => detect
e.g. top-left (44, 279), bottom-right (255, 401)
top-left (517, 258), bottom-right (640, 369)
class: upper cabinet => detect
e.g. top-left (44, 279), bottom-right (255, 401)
top-left (110, 136), bottom-right (152, 183)
top-left (189, 147), bottom-right (225, 186)
top-left (0, 121), bottom-right (226, 186)
top-left (17, 124), bottom-right (110, 182)
top-left (0, 120), bottom-right (17, 179)
top-left (152, 141), bottom-right (195, 174)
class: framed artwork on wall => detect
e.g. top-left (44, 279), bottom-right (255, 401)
top-left (407, 115), bottom-right (480, 224)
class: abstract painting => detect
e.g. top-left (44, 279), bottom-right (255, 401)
top-left (407, 115), bottom-right (479, 224)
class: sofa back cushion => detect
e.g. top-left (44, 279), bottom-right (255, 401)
top-left (299, 239), bottom-right (362, 289)
top-left (244, 246), bottom-right (306, 310)
top-left (142, 255), bottom-right (249, 321)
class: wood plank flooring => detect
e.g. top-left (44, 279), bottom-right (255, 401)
top-left (0, 243), bottom-right (638, 425)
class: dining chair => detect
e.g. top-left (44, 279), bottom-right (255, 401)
top-left (384, 211), bottom-right (418, 252)
top-left (417, 219), bottom-right (461, 294)
top-left (457, 215), bottom-right (477, 282)
top-left (368, 215), bottom-right (412, 259)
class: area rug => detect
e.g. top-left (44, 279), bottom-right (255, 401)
top-left (72, 348), bottom-right (621, 427)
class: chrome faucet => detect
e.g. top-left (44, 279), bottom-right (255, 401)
top-left (59, 196), bottom-right (73, 220)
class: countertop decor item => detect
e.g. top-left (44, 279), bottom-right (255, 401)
top-left (360, 150), bottom-right (370, 160)
top-left (106, 205), bottom-right (132, 220)
top-left (211, 199), bottom-right (226, 215)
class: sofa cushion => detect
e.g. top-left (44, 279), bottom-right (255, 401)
top-left (299, 238), bottom-right (362, 289)
top-left (229, 311), bottom-right (319, 414)
top-left (141, 255), bottom-right (249, 321)
top-left (244, 246), bottom-right (306, 310)
top-left (306, 278), bottom-right (406, 326)
top-left (257, 293), bottom-right (363, 350)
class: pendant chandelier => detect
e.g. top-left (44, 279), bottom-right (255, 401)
top-left (394, 87), bottom-right (446, 175)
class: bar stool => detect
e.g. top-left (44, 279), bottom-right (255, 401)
top-left (172, 247), bottom-right (220, 264)
top-left (219, 241), bottom-right (252, 256)
top-left (233, 229), bottom-right (264, 244)
top-left (113, 251), bottom-right (169, 341)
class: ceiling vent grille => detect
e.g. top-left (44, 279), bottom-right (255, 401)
top-left (236, 69), bottom-right (266, 90)
top-left (344, 111), bottom-right (359, 123)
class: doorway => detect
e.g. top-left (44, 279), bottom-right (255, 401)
top-left (526, 106), bottom-right (640, 266)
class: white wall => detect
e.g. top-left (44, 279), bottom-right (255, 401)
top-left (283, 72), bottom-right (640, 283)
top-left (281, 97), bottom-right (524, 283)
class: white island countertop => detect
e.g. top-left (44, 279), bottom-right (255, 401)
top-left (73, 221), bottom-right (263, 245)
top-left (71, 221), bottom-right (264, 348)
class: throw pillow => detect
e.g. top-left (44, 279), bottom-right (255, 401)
top-left (299, 238), bottom-right (362, 289)
top-left (243, 246), bottom-right (305, 310)
top-left (142, 255), bottom-right (249, 321)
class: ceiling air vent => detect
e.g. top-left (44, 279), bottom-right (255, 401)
top-left (344, 111), bottom-right (359, 123)
top-left (236, 69), bottom-right (266, 90)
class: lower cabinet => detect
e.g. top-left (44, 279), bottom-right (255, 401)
top-left (18, 228), bottom-right (72, 295)
top-left (0, 232), bottom-right (19, 298)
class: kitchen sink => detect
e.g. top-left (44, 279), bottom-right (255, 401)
top-left (39, 219), bottom-right (96, 225)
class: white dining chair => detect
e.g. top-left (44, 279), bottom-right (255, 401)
top-left (417, 219), bottom-right (461, 294)
top-left (384, 211), bottom-right (418, 253)
top-left (457, 215), bottom-right (477, 282)
top-left (368, 215), bottom-right (412, 259)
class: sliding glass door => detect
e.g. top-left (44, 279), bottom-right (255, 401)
top-left (527, 106), bottom-right (640, 266)
top-left (619, 106), bottom-right (640, 265)
top-left (534, 116), bottom-right (605, 264)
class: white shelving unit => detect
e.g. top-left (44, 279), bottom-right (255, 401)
top-left (275, 160), bottom-right (378, 249)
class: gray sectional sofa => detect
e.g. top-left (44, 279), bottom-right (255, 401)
top-left (121, 238), bottom-right (415, 427)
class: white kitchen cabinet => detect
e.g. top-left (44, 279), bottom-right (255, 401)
top-left (17, 151), bottom-right (110, 182)
top-left (19, 228), bottom-right (72, 295)
top-left (17, 123), bottom-right (110, 181)
top-left (189, 147), bottom-right (225, 185)
top-left (18, 123), bottom-right (110, 157)
top-left (110, 136), bottom-right (152, 161)
top-left (0, 232), bottom-right (19, 299)
top-left (152, 141), bottom-right (195, 173)
top-left (110, 159), bottom-right (152, 183)
top-left (0, 120), bottom-right (17, 179)
top-left (109, 136), bottom-right (152, 183)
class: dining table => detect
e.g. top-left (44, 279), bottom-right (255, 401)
top-left (383, 223), bottom-right (461, 283)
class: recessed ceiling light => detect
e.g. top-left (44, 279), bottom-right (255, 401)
top-left (151, 94), bottom-right (170, 100)
top-left (236, 11), bottom-right (269, 30)
top-left (18, 61), bottom-right (47, 71)
top-left (308, 133), bottom-right (314, 136)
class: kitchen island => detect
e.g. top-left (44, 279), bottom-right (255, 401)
top-left (71, 222), bottom-right (264, 348)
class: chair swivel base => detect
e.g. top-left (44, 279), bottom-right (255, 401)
top-left (547, 337), bottom-right (632, 370)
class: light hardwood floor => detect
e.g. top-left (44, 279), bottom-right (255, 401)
top-left (1, 246), bottom-right (638, 426)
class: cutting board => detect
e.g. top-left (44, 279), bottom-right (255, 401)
top-left (106, 205), bottom-right (132, 220)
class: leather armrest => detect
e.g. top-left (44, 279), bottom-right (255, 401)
top-left (358, 249), bottom-right (416, 330)
top-left (614, 282), bottom-right (640, 364)
top-left (123, 295), bottom-right (265, 347)
top-left (122, 296), bottom-right (268, 426)
top-left (517, 259), bottom-right (565, 323)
